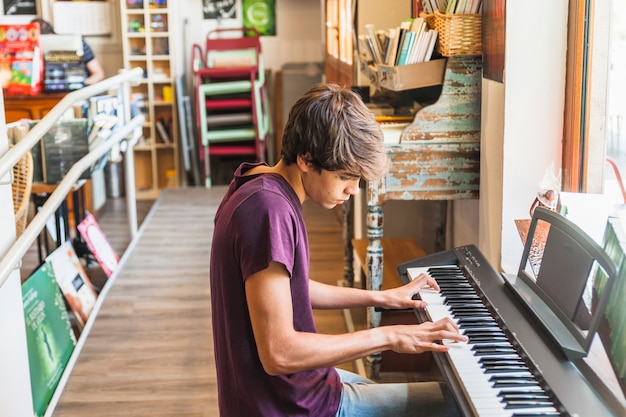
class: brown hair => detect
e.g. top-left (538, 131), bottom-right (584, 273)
top-left (280, 83), bottom-right (388, 181)
top-left (31, 18), bottom-right (55, 35)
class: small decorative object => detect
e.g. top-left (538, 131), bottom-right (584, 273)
top-left (530, 165), bottom-right (562, 217)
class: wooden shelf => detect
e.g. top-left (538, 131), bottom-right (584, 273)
top-left (120, 0), bottom-right (179, 198)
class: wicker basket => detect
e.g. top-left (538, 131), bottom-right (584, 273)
top-left (424, 10), bottom-right (482, 57)
top-left (10, 144), bottom-right (33, 238)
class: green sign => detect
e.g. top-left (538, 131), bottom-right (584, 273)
top-left (243, 0), bottom-right (275, 36)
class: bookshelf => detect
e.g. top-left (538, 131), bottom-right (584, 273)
top-left (120, 0), bottom-right (179, 200)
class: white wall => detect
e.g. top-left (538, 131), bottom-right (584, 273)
top-left (479, 0), bottom-right (568, 272)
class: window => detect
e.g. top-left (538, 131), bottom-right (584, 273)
top-left (605, 1), bottom-right (626, 201)
top-left (564, 0), bottom-right (625, 204)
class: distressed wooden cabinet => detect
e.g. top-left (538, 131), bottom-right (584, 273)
top-left (345, 55), bottom-right (482, 378)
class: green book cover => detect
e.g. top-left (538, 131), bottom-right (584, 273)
top-left (22, 263), bottom-right (77, 417)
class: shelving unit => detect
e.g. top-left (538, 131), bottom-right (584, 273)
top-left (120, 0), bottom-right (179, 200)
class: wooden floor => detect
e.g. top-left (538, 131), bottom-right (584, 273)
top-left (26, 186), bottom-right (364, 416)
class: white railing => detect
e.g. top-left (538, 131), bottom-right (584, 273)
top-left (0, 67), bottom-right (144, 290)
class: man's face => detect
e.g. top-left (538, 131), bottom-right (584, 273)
top-left (303, 167), bottom-right (361, 210)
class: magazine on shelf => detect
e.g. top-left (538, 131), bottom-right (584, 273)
top-left (77, 213), bottom-right (120, 277)
top-left (46, 241), bottom-right (98, 329)
top-left (22, 263), bottom-right (77, 417)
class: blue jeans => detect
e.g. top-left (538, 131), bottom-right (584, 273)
top-left (335, 368), bottom-right (460, 417)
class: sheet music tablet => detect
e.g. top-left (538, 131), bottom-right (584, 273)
top-left (503, 207), bottom-right (617, 360)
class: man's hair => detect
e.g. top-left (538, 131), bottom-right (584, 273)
top-left (280, 83), bottom-right (388, 181)
top-left (31, 18), bottom-right (55, 35)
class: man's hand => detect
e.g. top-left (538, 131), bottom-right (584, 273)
top-left (378, 272), bottom-right (439, 310)
top-left (388, 318), bottom-right (468, 354)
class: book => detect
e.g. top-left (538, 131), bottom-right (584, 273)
top-left (376, 29), bottom-right (390, 60)
top-left (421, 0), bottom-right (434, 14)
top-left (456, 0), bottom-right (470, 14)
top-left (364, 23), bottom-right (384, 64)
top-left (358, 35), bottom-right (374, 62)
top-left (424, 30), bottom-right (439, 62)
top-left (46, 241), bottom-right (99, 329)
top-left (361, 34), bottom-right (378, 63)
top-left (396, 31), bottom-right (416, 66)
top-left (393, 21), bottom-right (413, 65)
top-left (469, 0), bottom-right (483, 14)
top-left (446, 0), bottom-right (458, 14)
top-left (22, 263), bottom-right (77, 417)
top-left (385, 28), bottom-right (401, 65)
top-left (155, 118), bottom-right (172, 144)
top-left (77, 213), bottom-right (120, 278)
top-left (383, 28), bottom-right (398, 65)
top-left (415, 29), bottom-right (437, 63)
top-left (392, 27), bottom-right (408, 66)
top-left (407, 18), bottom-right (427, 64)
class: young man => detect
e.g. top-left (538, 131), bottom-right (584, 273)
top-left (210, 83), bottom-right (467, 416)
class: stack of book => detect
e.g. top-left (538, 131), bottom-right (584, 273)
top-left (359, 17), bottom-right (439, 67)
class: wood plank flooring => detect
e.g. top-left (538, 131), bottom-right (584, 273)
top-left (52, 187), bottom-right (223, 417)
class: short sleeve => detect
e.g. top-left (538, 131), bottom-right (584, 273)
top-left (234, 190), bottom-right (298, 280)
top-left (82, 40), bottom-right (95, 64)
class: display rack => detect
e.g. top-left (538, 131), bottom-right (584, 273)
top-left (120, 0), bottom-right (179, 200)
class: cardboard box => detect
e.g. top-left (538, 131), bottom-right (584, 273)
top-left (377, 58), bottom-right (447, 91)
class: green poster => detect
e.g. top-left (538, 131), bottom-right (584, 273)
top-left (243, 0), bottom-right (276, 36)
top-left (22, 263), bottom-right (76, 417)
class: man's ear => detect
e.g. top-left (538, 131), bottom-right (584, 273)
top-left (296, 154), bottom-right (312, 173)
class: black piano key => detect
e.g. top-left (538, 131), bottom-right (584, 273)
top-left (491, 375), bottom-right (539, 388)
top-left (503, 400), bottom-right (556, 409)
top-left (483, 365), bottom-right (532, 373)
top-left (447, 301), bottom-right (486, 308)
top-left (449, 305), bottom-right (490, 311)
top-left (453, 312), bottom-right (493, 318)
top-left (428, 268), bottom-right (462, 275)
top-left (438, 285), bottom-right (473, 290)
top-left (464, 329), bottom-right (506, 336)
top-left (459, 322), bottom-right (501, 329)
top-left (445, 293), bottom-right (480, 299)
top-left (480, 357), bottom-right (527, 365)
top-left (438, 283), bottom-right (468, 288)
top-left (457, 317), bottom-right (495, 324)
top-left (499, 392), bottom-right (552, 401)
top-left (468, 336), bottom-right (510, 344)
top-left (511, 413), bottom-right (560, 417)
top-left (435, 277), bottom-right (467, 281)
top-left (473, 347), bottom-right (518, 356)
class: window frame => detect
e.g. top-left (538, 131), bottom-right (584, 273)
top-left (563, 0), bottom-right (612, 194)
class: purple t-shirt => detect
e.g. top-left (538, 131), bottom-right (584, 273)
top-left (210, 162), bottom-right (341, 416)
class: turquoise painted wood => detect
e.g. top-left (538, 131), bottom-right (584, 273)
top-left (348, 55), bottom-right (482, 379)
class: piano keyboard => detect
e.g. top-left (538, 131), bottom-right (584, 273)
top-left (408, 265), bottom-right (562, 417)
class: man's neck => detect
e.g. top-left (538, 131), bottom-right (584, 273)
top-left (249, 160), bottom-right (306, 204)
